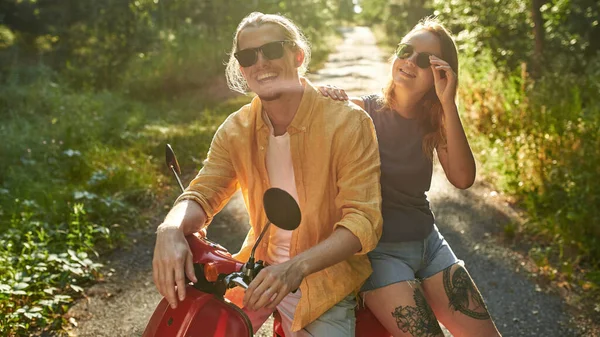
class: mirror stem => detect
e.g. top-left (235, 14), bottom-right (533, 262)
top-left (170, 165), bottom-right (186, 193)
top-left (247, 221), bottom-right (272, 269)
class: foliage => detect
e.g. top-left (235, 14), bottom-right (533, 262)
top-left (359, 0), bottom-right (599, 73)
top-left (459, 49), bottom-right (600, 287)
top-left (431, 0), bottom-right (600, 72)
top-left (432, 0), bottom-right (531, 70)
top-left (0, 65), bottom-right (243, 335)
top-left (357, 0), bottom-right (432, 46)
top-left (0, 0), bottom-right (342, 96)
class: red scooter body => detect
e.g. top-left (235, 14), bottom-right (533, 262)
top-left (143, 286), bottom-right (252, 337)
top-left (143, 235), bottom-right (253, 337)
top-left (187, 234), bottom-right (244, 274)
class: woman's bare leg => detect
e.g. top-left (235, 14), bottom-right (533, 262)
top-left (421, 263), bottom-right (501, 337)
top-left (364, 281), bottom-right (444, 337)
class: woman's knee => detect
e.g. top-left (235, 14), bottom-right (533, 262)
top-left (440, 263), bottom-right (491, 320)
top-left (422, 264), bottom-right (501, 337)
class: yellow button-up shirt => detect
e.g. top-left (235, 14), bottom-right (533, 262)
top-left (176, 79), bottom-right (382, 331)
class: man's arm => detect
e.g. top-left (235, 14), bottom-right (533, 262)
top-left (158, 199), bottom-right (207, 235)
top-left (153, 123), bottom-right (238, 309)
top-left (244, 115), bottom-right (383, 311)
top-left (332, 115), bottom-right (383, 253)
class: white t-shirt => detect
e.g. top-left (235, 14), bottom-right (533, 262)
top-left (264, 111), bottom-right (299, 265)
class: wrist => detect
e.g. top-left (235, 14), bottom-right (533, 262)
top-left (440, 100), bottom-right (457, 113)
top-left (156, 222), bottom-right (183, 235)
top-left (290, 256), bottom-right (311, 278)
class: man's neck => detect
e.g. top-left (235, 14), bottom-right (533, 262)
top-left (262, 82), bottom-right (304, 136)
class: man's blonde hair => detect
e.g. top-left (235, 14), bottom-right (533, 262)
top-left (225, 12), bottom-right (311, 94)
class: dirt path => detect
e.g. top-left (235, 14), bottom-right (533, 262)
top-left (67, 27), bottom-right (582, 337)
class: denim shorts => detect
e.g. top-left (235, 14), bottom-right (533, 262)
top-left (362, 225), bottom-right (462, 291)
top-left (244, 289), bottom-right (356, 336)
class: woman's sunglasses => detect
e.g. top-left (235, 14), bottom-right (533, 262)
top-left (395, 43), bottom-right (432, 69)
top-left (234, 40), bottom-right (296, 68)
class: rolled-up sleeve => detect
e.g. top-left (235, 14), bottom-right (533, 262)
top-left (174, 121), bottom-right (238, 226)
top-left (333, 116), bottom-right (383, 254)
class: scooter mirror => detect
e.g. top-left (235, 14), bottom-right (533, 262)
top-left (165, 144), bottom-right (182, 176)
top-left (263, 188), bottom-right (301, 231)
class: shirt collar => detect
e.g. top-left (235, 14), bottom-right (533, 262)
top-left (253, 77), bottom-right (317, 134)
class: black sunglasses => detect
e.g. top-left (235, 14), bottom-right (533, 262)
top-left (234, 40), bottom-right (295, 68)
top-left (396, 43), bottom-right (432, 69)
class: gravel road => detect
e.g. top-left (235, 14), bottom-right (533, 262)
top-left (66, 27), bottom-right (584, 337)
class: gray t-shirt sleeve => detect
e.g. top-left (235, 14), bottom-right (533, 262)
top-left (361, 94), bottom-right (380, 117)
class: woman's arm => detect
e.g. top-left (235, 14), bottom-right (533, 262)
top-left (436, 101), bottom-right (476, 189)
top-left (430, 55), bottom-right (476, 189)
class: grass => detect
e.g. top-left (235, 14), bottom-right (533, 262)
top-left (0, 65), bottom-right (253, 335)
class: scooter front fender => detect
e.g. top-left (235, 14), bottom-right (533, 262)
top-left (143, 285), bottom-right (253, 337)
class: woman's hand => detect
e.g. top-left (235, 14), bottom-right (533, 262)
top-left (430, 55), bottom-right (457, 107)
top-left (317, 85), bottom-right (349, 101)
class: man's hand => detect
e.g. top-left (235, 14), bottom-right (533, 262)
top-left (152, 226), bottom-right (198, 309)
top-left (243, 260), bottom-right (305, 311)
top-left (242, 227), bottom-right (362, 311)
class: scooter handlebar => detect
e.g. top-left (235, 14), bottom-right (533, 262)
top-left (225, 274), bottom-right (249, 289)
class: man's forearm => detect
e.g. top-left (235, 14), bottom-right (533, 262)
top-left (290, 226), bottom-right (362, 277)
top-left (158, 200), bottom-right (207, 235)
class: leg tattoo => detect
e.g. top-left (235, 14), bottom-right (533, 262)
top-left (443, 265), bottom-right (491, 320)
top-left (391, 287), bottom-right (443, 337)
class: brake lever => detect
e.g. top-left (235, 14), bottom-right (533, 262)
top-left (225, 274), bottom-right (249, 289)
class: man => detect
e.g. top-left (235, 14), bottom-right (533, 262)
top-left (152, 12), bottom-right (382, 336)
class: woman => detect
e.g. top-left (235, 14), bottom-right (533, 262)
top-left (319, 18), bottom-right (502, 337)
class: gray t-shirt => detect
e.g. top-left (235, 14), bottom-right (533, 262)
top-left (362, 94), bottom-right (434, 242)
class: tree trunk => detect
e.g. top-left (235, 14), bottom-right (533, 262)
top-left (531, 0), bottom-right (546, 78)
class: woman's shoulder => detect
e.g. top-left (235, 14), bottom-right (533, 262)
top-left (360, 93), bottom-right (382, 104)
top-left (360, 93), bottom-right (385, 115)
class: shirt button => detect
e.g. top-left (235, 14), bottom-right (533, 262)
top-left (301, 126), bottom-right (306, 132)
top-left (260, 146), bottom-right (265, 150)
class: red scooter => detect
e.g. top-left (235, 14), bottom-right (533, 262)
top-left (143, 144), bottom-right (391, 337)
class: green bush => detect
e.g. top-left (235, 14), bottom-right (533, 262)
top-left (1, 0), bottom-right (341, 96)
top-left (0, 66), bottom-right (238, 335)
top-left (459, 51), bottom-right (600, 269)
